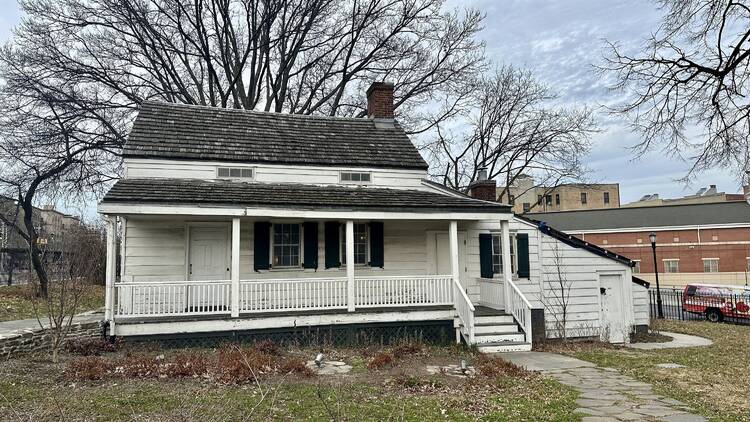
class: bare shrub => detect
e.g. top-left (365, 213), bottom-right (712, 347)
top-left (367, 351), bottom-right (395, 370)
top-left (66, 356), bottom-right (111, 380)
top-left (278, 358), bottom-right (314, 377)
top-left (391, 340), bottom-right (424, 359)
top-left (251, 339), bottom-right (281, 356)
top-left (475, 355), bottom-right (529, 378)
top-left (214, 344), bottom-right (276, 384)
top-left (65, 337), bottom-right (119, 356)
top-left (118, 354), bottom-right (161, 378)
top-left (163, 352), bottom-right (210, 378)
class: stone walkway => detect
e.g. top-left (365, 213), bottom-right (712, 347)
top-left (502, 352), bottom-right (706, 422)
top-left (626, 331), bottom-right (712, 350)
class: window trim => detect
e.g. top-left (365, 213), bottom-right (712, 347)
top-left (580, 192), bottom-right (588, 204)
top-left (216, 166), bottom-right (255, 181)
top-left (270, 222), bottom-right (303, 269)
top-left (339, 171), bottom-right (372, 184)
top-left (603, 191), bottom-right (610, 204)
top-left (702, 257), bottom-right (720, 273)
top-left (491, 232), bottom-right (517, 276)
top-left (340, 223), bottom-right (370, 266)
top-left (662, 259), bottom-right (679, 273)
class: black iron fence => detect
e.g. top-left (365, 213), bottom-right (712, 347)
top-left (649, 288), bottom-right (750, 326)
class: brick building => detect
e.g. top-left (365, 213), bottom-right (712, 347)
top-left (532, 201), bottom-right (750, 287)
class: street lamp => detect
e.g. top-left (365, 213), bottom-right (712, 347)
top-left (649, 232), bottom-right (664, 319)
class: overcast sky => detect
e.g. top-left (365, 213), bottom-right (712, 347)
top-left (0, 0), bottom-right (741, 204)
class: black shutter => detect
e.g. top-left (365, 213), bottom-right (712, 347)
top-left (253, 222), bottom-right (271, 271)
top-left (479, 233), bottom-right (493, 279)
top-left (517, 233), bottom-right (530, 278)
top-left (324, 221), bottom-right (341, 269)
top-left (303, 222), bottom-right (318, 269)
top-left (369, 221), bottom-right (384, 268)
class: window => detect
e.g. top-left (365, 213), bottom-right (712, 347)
top-left (217, 167), bottom-right (253, 180)
top-left (537, 195), bottom-right (543, 205)
top-left (545, 195), bottom-right (552, 206)
top-left (663, 259), bottom-right (679, 273)
top-left (603, 192), bottom-right (610, 204)
top-left (555, 194), bottom-right (560, 205)
top-left (522, 203), bottom-right (530, 213)
top-left (341, 223), bottom-right (369, 265)
top-left (508, 194), bottom-right (515, 205)
top-left (340, 171), bottom-right (371, 183)
top-left (491, 234), bottom-right (516, 275)
top-left (712, 235), bottom-right (719, 241)
top-left (633, 260), bottom-right (641, 274)
top-left (580, 192), bottom-right (587, 204)
top-left (673, 237), bottom-right (680, 243)
top-left (636, 238), bottom-right (643, 244)
top-left (272, 224), bottom-right (300, 267)
top-left (703, 258), bottom-right (719, 273)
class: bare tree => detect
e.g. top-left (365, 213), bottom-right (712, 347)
top-left (423, 66), bottom-right (596, 195)
top-left (540, 243), bottom-right (573, 341)
top-left (603, 0), bottom-right (750, 179)
top-left (10, 0), bottom-right (484, 133)
top-left (31, 223), bottom-right (107, 362)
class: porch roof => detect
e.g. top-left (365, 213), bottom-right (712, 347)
top-left (100, 178), bottom-right (511, 215)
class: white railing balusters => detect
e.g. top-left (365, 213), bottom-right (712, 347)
top-left (505, 277), bottom-right (533, 344)
top-left (353, 275), bottom-right (453, 308)
top-left (452, 278), bottom-right (475, 344)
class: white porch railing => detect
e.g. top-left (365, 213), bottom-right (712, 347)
top-left (354, 275), bottom-right (453, 307)
top-left (239, 277), bottom-right (348, 313)
top-left (114, 275), bottom-right (458, 318)
top-left (115, 280), bottom-right (232, 317)
top-left (453, 279), bottom-right (475, 343)
top-left (478, 279), bottom-right (504, 309)
top-left (505, 277), bottom-right (533, 342)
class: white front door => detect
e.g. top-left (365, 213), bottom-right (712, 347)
top-left (189, 225), bottom-right (230, 281)
top-left (600, 274), bottom-right (627, 343)
top-left (435, 232), bottom-right (467, 284)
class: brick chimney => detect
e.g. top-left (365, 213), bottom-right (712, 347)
top-left (366, 82), bottom-right (394, 119)
top-left (468, 169), bottom-right (497, 202)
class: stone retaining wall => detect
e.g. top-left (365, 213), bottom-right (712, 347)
top-left (0, 320), bottom-right (103, 359)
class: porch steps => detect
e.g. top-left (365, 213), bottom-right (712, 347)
top-left (468, 307), bottom-right (532, 353)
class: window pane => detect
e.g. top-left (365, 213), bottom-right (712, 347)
top-left (351, 173), bottom-right (361, 181)
top-left (218, 168), bottom-right (230, 177)
top-left (241, 168), bottom-right (253, 178)
top-left (360, 173), bottom-right (371, 182)
top-left (273, 224), bottom-right (300, 267)
top-left (341, 172), bottom-right (351, 181)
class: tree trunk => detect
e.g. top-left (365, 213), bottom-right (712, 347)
top-left (22, 202), bottom-right (49, 297)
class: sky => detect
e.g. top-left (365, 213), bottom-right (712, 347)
top-left (0, 0), bottom-right (741, 205)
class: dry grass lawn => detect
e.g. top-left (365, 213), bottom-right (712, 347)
top-left (0, 341), bottom-right (580, 421)
top-left (0, 283), bottom-right (104, 322)
top-left (547, 320), bottom-right (750, 422)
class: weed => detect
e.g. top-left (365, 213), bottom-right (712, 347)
top-left (367, 351), bottom-right (394, 370)
top-left (66, 356), bottom-right (111, 380)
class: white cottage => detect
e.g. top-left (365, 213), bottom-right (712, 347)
top-left (98, 83), bottom-right (648, 352)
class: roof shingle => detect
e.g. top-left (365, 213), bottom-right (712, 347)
top-left (123, 101), bottom-right (428, 170)
top-left (101, 178), bottom-right (510, 213)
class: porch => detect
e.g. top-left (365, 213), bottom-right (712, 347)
top-left (99, 186), bottom-right (532, 351)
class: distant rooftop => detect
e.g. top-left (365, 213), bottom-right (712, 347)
top-left (532, 201), bottom-right (750, 231)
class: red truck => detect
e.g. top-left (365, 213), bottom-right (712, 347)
top-left (682, 284), bottom-right (750, 322)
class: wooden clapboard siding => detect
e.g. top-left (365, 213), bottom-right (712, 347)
top-left (124, 158), bottom-right (427, 189)
top-left (123, 218), bottom-right (187, 282)
top-left (632, 284), bottom-right (649, 326)
top-left (539, 231), bottom-right (632, 339)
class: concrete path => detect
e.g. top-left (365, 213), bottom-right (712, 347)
top-left (0, 310), bottom-right (103, 339)
top-left (626, 331), bottom-right (713, 350)
top-left (502, 352), bottom-right (706, 422)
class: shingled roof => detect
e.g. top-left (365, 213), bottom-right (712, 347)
top-left (101, 179), bottom-right (511, 213)
top-left (123, 101), bottom-right (428, 170)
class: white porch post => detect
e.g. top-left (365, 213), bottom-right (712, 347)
top-left (449, 221), bottom-right (460, 288)
top-left (104, 215), bottom-right (117, 324)
top-left (500, 219), bottom-right (512, 308)
top-left (231, 217), bottom-right (241, 317)
top-left (346, 220), bottom-right (355, 312)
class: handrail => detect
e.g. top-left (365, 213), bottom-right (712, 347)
top-left (453, 278), bottom-right (475, 343)
top-left (505, 277), bottom-right (533, 344)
